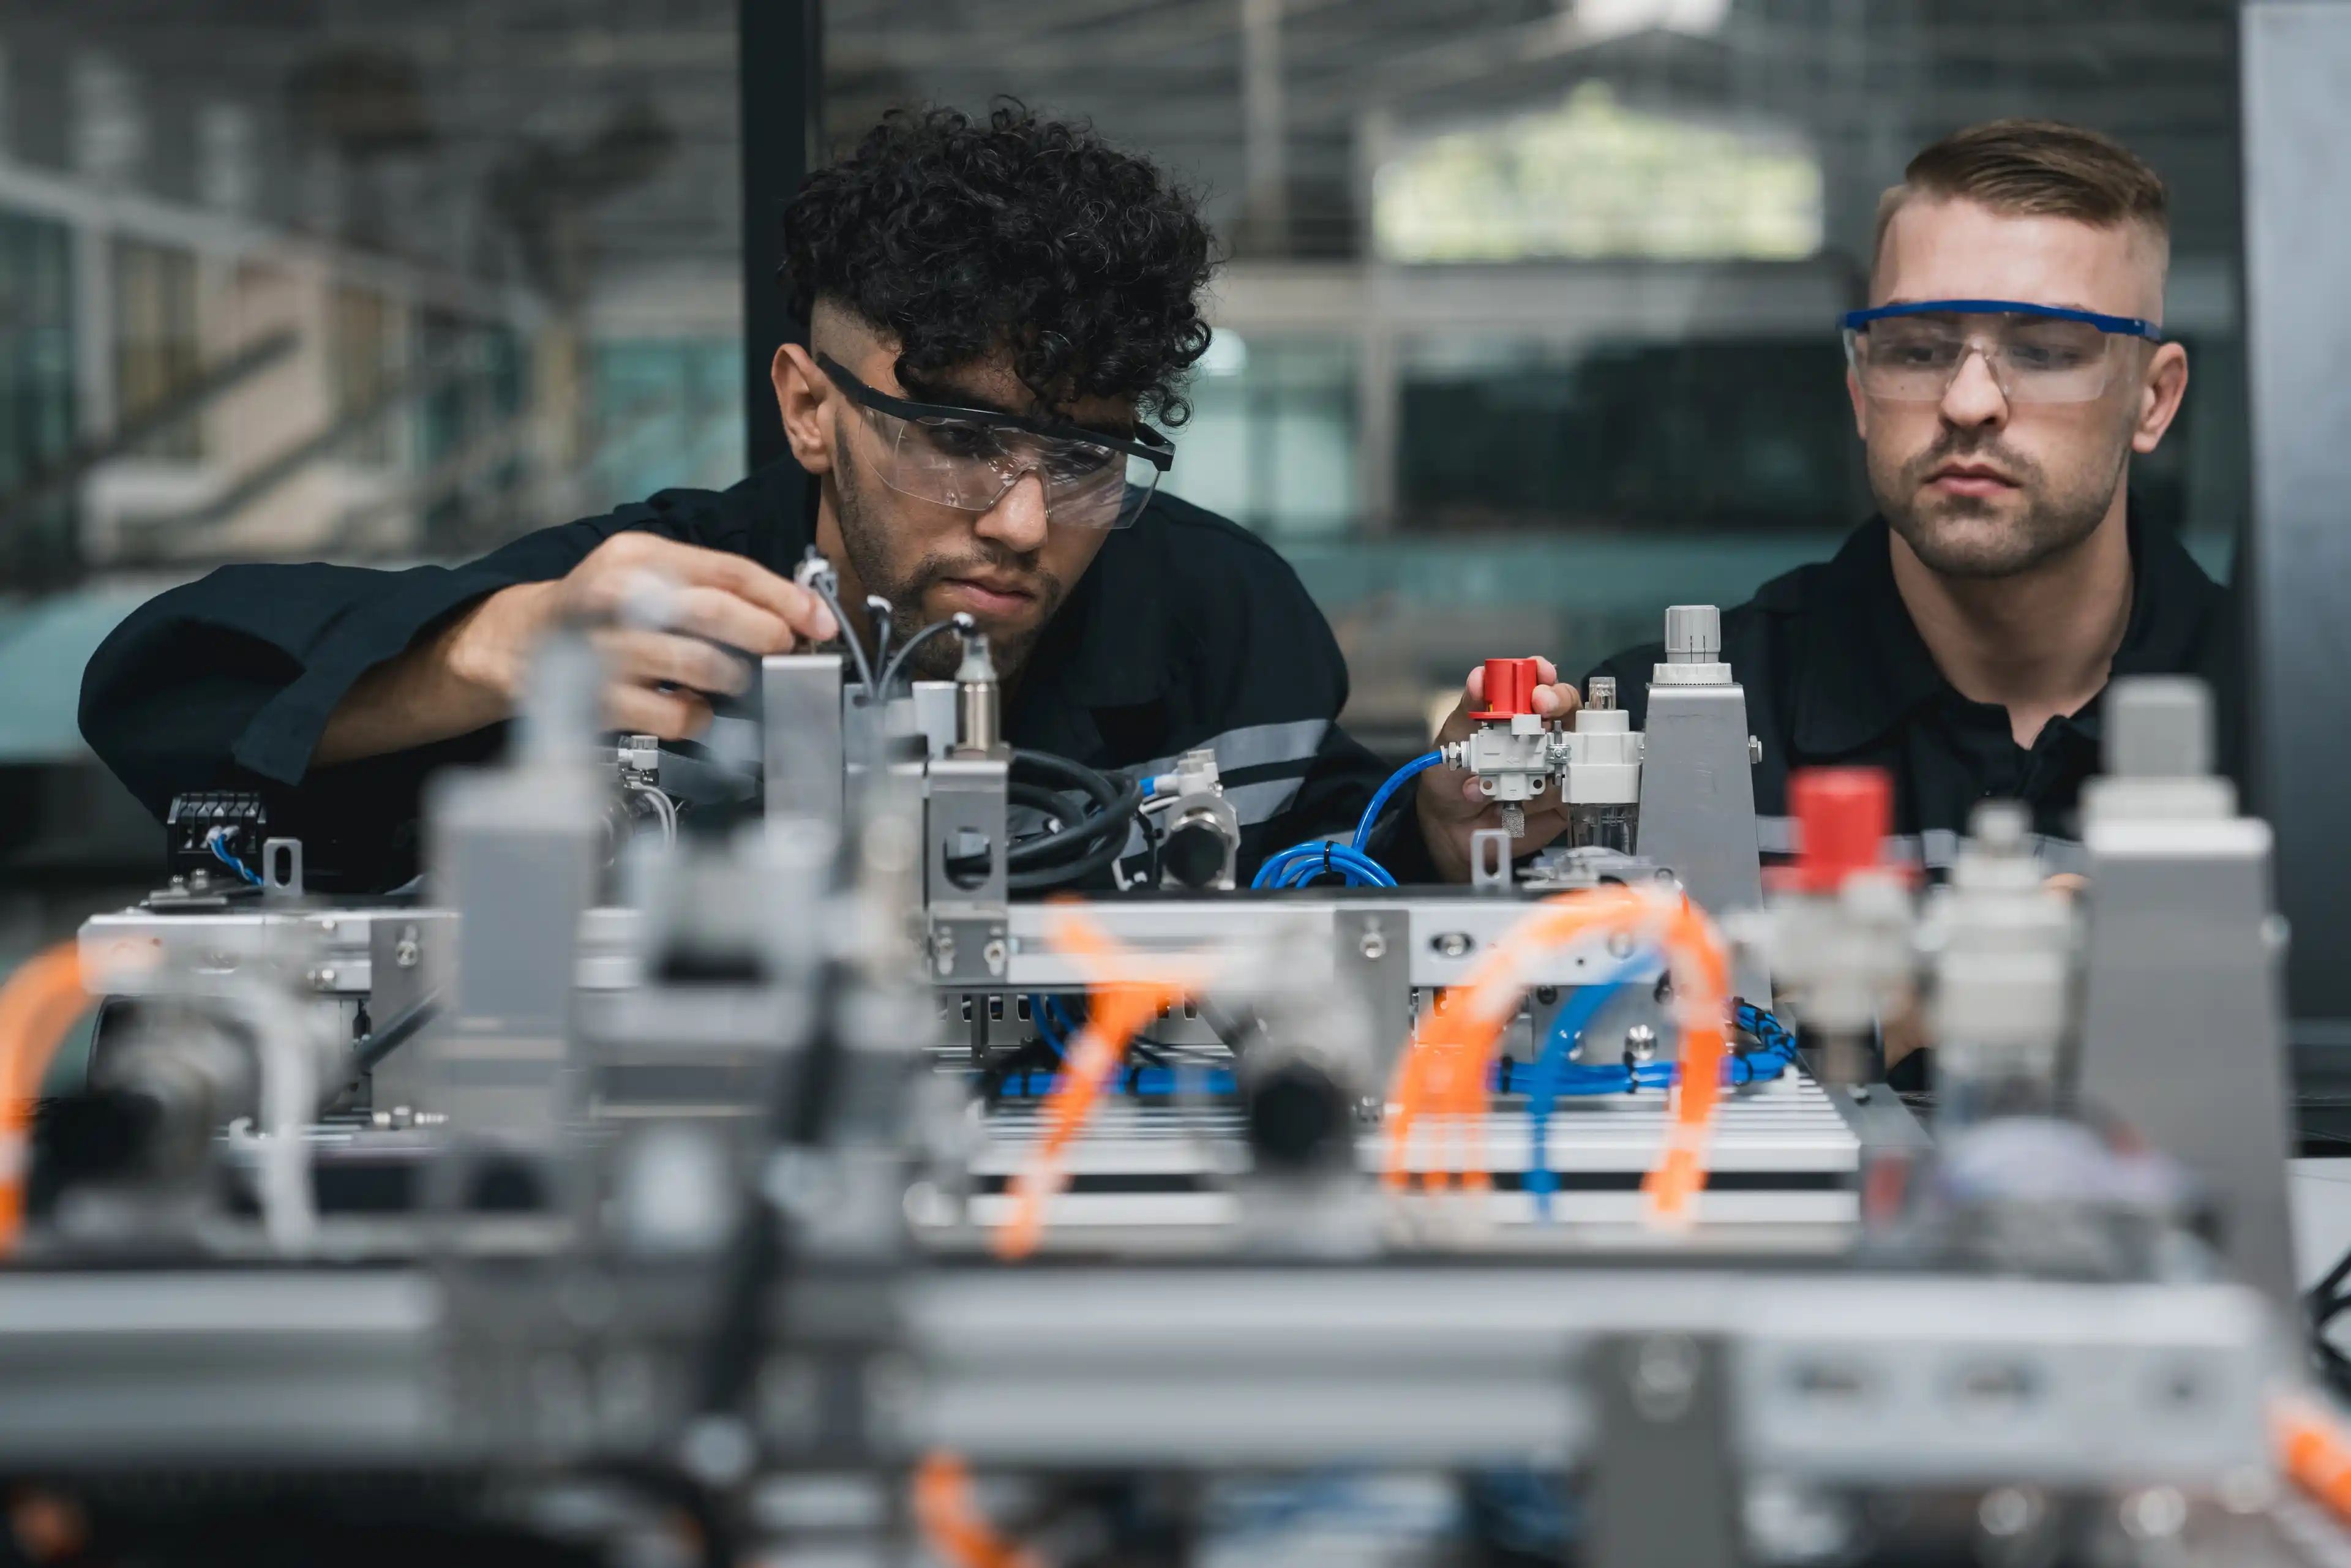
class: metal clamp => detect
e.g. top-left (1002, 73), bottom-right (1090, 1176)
top-left (1469, 828), bottom-right (1513, 893)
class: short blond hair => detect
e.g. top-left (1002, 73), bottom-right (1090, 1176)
top-left (1873, 118), bottom-right (2170, 279)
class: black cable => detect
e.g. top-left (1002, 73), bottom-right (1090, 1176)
top-left (864, 595), bottom-right (894, 680)
top-left (798, 560), bottom-right (877, 694)
top-left (351, 991), bottom-right (441, 1076)
top-left (695, 970), bottom-right (846, 1419)
top-left (943, 748), bottom-right (1146, 893)
top-left (877, 615), bottom-right (970, 694)
top-left (1002, 752), bottom-right (1141, 868)
top-left (1008, 749), bottom-right (1125, 822)
top-left (1005, 809), bottom-right (1134, 891)
top-left (1009, 780), bottom-right (1073, 825)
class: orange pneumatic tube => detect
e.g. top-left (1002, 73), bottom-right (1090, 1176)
top-left (992, 909), bottom-right (1204, 1261)
top-left (1383, 884), bottom-right (1731, 1223)
top-left (0, 943), bottom-right (91, 1253)
top-left (914, 1453), bottom-right (1040, 1568)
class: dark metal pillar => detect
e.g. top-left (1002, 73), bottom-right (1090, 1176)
top-left (2241, 3), bottom-right (2351, 1056)
top-left (740, 0), bottom-right (823, 475)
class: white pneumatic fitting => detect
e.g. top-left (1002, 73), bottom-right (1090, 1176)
top-left (1653, 604), bottom-right (1733, 686)
top-left (1564, 678), bottom-right (1643, 805)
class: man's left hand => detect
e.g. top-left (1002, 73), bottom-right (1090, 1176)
top-left (1414, 659), bottom-right (1581, 882)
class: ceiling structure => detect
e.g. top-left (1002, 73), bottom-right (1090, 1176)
top-left (4, 0), bottom-right (2243, 298)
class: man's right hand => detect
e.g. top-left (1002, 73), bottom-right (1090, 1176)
top-left (317, 532), bottom-right (841, 765)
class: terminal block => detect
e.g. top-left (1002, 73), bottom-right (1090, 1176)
top-left (154, 791), bottom-right (280, 907)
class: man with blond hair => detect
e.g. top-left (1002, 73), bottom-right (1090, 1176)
top-left (1583, 118), bottom-right (2225, 881)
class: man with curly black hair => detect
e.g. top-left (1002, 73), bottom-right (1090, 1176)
top-left (81, 105), bottom-right (1491, 888)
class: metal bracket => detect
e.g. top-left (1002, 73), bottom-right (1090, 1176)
top-left (1333, 906), bottom-right (1411, 1086)
top-left (1469, 828), bottom-right (1513, 893)
top-left (1637, 681), bottom-right (1769, 1000)
top-left (1588, 1332), bottom-right (1744, 1568)
top-left (924, 757), bottom-right (1010, 987)
top-left (762, 653), bottom-right (846, 839)
top-left (260, 838), bottom-right (304, 903)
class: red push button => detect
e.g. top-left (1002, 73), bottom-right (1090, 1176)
top-left (1472, 657), bottom-right (1543, 721)
top-left (1783, 767), bottom-right (1892, 892)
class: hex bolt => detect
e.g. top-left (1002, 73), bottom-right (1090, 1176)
top-left (1629, 1334), bottom-right (1700, 1422)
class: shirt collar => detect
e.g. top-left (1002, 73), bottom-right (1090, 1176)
top-left (1789, 506), bottom-right (2218, 756)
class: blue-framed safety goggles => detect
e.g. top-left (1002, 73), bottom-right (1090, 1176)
top-left (1840, 298), bottom-right (2163, 405)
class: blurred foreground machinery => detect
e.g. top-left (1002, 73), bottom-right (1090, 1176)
top-left (1, 582), bottom-right (2331, 1567)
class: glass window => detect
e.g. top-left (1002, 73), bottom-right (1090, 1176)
top-left (0, 8), bottom-right (741, 575)
top-left (1373, 82), bottom-right (1824, 264)
top-left (1164, 335), bottom-right (1357, 538)
top-left (830, 1), bottom-right (2246, 750)
top-left (588, 339), bottom-right (745, 511)
top-left (111, 239), bottom-right (201, 461)
top-left (331, 285), bottom-right (402, 470)
top-left (0, 209), bottom-right (76, 583)
top-left (1397, 332), bottom-right (1860, 535)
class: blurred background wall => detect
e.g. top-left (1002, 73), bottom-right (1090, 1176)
top-left (0, 0), bottom-right (2246, 969)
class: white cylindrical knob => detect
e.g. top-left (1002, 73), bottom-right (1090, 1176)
top-left (2105, 676), bottom-right (2212, 779)
top-left (1663, 604), bottom-right (1722, 663)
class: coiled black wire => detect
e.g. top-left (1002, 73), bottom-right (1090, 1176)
top-left (947, 748), bottom-right (1144, 893)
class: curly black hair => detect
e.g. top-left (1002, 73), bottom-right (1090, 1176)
top-left (780, 102), bottom-right (1215, 426)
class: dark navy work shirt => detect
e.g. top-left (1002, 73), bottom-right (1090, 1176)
top-left (1591, 511), bottom-right (2233, 874)
top-left (80, 462), bottom-right (1396, 891)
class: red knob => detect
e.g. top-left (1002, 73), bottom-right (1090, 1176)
top-left (1472, 657), bottom-right (1543, 721)
top-left (1785, 767), bottom-right (1892, 892)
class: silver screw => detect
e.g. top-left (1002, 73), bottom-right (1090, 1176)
top-left (1433, 931), bottom-right (1472, 959)
top-left (1625, 1023), bottom-right (1658, 1062)
top-left (1629, 1334), bottom-right (1700, 1422)
top-left (1358, 928), bottom-right (1387, 961)
top-left (309, 966), bottom-right (338, 989)
top-left (1749, 735), bottom-right (1763, 765)
top-left (983, 938), bottom-right (1007, 975)
top-left (1978, 1487), bottom-right (2038, 1539)
top-left (2119, 1487), bottom-right (2187, 1541)
top-left (678, 1413), bottom-right (757, 1488)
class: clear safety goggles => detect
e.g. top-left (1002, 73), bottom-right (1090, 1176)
top-left (819, 353), bottom-right (1173, 531)
top-left (1839, 299), bottom-right (2164, 405)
